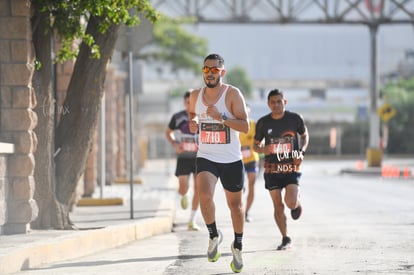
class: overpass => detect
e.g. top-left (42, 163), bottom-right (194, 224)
top-left (151, 0), bottom-right (414, 25)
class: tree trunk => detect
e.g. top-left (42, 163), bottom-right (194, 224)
top-left (31, 6), bottom-right (64, 229)
top-left (54, 16), bottom-right (120, 226)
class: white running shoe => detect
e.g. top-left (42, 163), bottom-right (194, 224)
top-left (180, 195), bottom-right (188, 209)
top-left (188, 221), bottom-right (200, 231)
top-left (207, 230), bottom-right (223, 262)
top-left (230, 241), bottom-right (243, 273)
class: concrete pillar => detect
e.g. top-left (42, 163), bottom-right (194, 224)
top-left (0, 0), bottom-right (38, 234)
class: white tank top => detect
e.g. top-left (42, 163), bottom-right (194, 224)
top-left (195, 85), bottom-right (242, 163)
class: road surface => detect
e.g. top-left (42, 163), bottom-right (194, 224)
top-left (15, 159), bottom-right (414, 274)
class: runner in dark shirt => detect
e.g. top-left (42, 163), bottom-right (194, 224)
top-left (166, 91), bottom-right (200, 231)
top-left (254, 88), bottom-right (309, 250)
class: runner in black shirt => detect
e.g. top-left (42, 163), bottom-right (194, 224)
top-left (253, 88), bottom-right (309, 250)
top-left (166, 91), bottom-right (200, 231)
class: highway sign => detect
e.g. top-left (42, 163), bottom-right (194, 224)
top-left (377, 102), bottom-right (396, 122)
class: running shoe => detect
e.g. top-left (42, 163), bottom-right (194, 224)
top-left (180, 195), bottom-right (188, 210)
top-left (207, 230), bottom-right (223, 262)
top-left (277, 236), bottom-right (291, 250)
top-left (188, 221), bottom-right (200, 231)
top-left (230, 241), bottom-right (243, 273)
top-left (291, 205), bottom-right (302, 220)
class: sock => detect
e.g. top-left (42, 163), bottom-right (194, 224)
top-left (189, 210), bottom-right (196, 223)
top-left (206, 222), bottom-right (218, 239)
top-left (234, 232), bottom-right (243, 250)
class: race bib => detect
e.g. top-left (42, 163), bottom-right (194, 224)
top-left (241, 146), bottom-right (252, 158)
top-left (182, 141), bottom-right (197, 152)
top-left (269, 137), bottom-right (293, 155)
top-left (269, 143), bottom-right (292, 154)
top-left (200, 122), bottom-right (230, 144)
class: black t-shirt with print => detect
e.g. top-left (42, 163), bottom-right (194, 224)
top-left (168, 110), bottom-right (197, 158)
top-left (255, 111), bottom-right (306, 164)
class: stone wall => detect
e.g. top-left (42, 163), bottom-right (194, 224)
top-left (0, 154), bottom-right (7, 233)
top-left (0, 0), bottom-right (38, 234)
top-left (0, 143), bottom-right (14, 234)
top-left (104, 66), bottom-right (127, 184)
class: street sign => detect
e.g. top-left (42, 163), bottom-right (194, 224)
top-left (377, 102), bottom-right (396, 122)
top-left (115, 14), bottom-right (153, 53)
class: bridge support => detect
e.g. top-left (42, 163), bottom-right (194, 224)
top-left (367, 24), bottom-right (382, 167)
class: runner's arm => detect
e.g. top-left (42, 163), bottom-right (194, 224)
top-left (224, 87), bottom-right (249, 133)
top-left (188, 89), bottom-right (199, 134)
top-left (299, 126), bottom-right (309, 153)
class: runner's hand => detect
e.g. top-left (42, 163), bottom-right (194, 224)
top-left (206, 106), bottom-right (221, 121)
top-left (189, 119), bottom-right (198, 133)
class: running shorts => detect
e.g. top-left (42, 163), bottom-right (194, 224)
top-left (264, 172), bottom-right (301, 190)
top-left (196, 157), bottom-right (244, 192)
top-left (175, 158), bottom-right (196, 177)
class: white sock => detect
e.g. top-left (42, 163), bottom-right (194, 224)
top-left (189, 210), bottom-right (197, 223)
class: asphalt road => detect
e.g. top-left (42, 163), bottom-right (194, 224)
top-left (14, 159), bottom-right (414, 275)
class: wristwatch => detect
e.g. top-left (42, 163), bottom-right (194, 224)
top-left (221, 112), bottom-right (228, 122)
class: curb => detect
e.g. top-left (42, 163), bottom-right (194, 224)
top-left (77, 197), bottom-right (124, 206)
top-left (113, 178), bottom-right (143, 184)
top-left (340, 168), bottom-right (381, 176)
top-left (0, 200), bottom-right (175, 274)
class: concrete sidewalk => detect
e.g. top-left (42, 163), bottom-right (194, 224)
top-left (0, 158), bottom-right (178, 274)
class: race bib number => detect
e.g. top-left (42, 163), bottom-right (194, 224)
top-left (264, 162), bottom-right (301, 174)
top-left (180, 135), bottom-right (197, 152)
top-left (241, 146), bottom-right (252, 158)
top-left (182, 142), bottom-right (197, 152)
top-left (269, 138), bottom-right (292, 155)
top-left (200, 122), bottom-right (230, 144)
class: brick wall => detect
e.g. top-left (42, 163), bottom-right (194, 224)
top-left (104, 66), bottom-right (127, 184)
top-left (0, 143), bottom-right (14, 234)
top-left (0, 0), bottom-right (38, 234)
top-left (0, 155), bottom-right (6, 233)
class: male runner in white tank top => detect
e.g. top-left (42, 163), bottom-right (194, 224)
top-left (189, 53), bottom-right (249, 273)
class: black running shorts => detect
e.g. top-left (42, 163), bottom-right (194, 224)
top-left (264, 172), bottom-right (301, 190)
top-left (175, 158), bottom-right (196, 177)
top-left (196, 157), bottom-right (245, 192)
top-left (244, 161), bottom-right (258, 174)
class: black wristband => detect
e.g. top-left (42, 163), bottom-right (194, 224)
top-left (300, 149), bottom-right (305, 156)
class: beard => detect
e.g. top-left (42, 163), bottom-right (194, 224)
top-left (204, 77), bottom-right (220, 88)
top-left (272, 107), bottom-right (285, 116)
